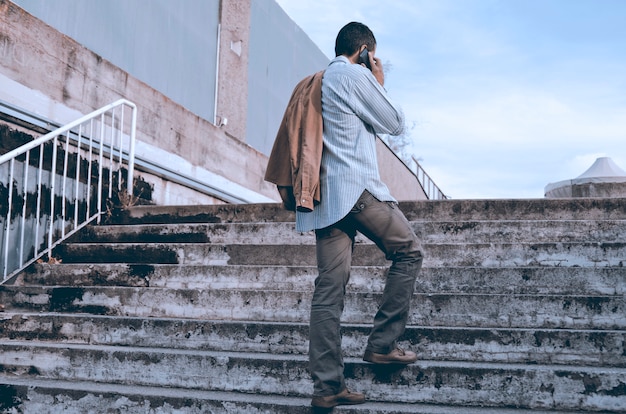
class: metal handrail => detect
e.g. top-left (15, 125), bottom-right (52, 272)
top-left (412, 156), bottom-right (448, 200)
top-left (0, 99), bottom-right (137, 282)
top-left (0, 99), bottom-right (251, 204)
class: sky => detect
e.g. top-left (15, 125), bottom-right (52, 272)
top-left (274, 0), bottom-right (626, 199)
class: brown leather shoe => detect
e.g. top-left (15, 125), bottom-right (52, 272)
top-left (363, 347), bottom-right (418, 365)
top-left (311, 388), bottom-right (366, 408)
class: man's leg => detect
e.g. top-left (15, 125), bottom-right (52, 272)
top-left (309, 223), bottom-right (354, 397)
top-left (348, 191), bottom-right (424, 358)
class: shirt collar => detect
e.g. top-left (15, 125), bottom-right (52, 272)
top-left (329, 55), bottom-right (350, 66)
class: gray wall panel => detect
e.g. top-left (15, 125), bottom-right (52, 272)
top-left (14, 0), bottom-right (219, 123)
top-left (247, 1), bottom-right (328, 155)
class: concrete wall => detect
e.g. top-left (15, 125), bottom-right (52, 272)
top-left (12, 0), bottom-right (221, 127)
top-left (247, 1), bottom-right (329, 155)
top-left (9, 0), bottom-right (330, 158)
top-left (0, 0), bottom-right (277, 205)
top-left (377, 140), bottom-right (427, 201)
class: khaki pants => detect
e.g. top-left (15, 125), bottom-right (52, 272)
top-left (309, 190), bottom-right (424, 396)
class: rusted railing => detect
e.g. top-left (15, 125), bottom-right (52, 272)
top-left (0, 99), bottom-right (137, 283)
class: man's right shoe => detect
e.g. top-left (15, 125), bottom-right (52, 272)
top-left (311, 388), bottom-right (366, 408)
top-left (363, 347), bottom-right (418, 365)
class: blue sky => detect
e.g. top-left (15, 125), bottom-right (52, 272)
top-left (275, 0), bottom-right (626, 199)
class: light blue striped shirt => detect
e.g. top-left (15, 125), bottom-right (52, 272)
top-left (296, 56), bottom-right (405, 232)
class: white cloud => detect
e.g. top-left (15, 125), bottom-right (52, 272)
top-left (403, 86), bottom-right (626, 198)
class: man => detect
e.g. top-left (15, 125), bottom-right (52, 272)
top-left (299, 22), bottom-right (425, 408)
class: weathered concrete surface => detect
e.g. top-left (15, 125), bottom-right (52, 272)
top-left (52, 240), bottom-right (626, 268)
top-left (2, 312), bottom-right (624, 367)
top-left (1, 341), bottom-right (625, 411)
top-left (0, 377), bottom-right (582, 414)
top-left (2, 284), bottom-right (625, 330)
top-left (120, 197), bottom-right (626, 223)
top-left (0, 377), bottom-right (314, 414)
top-left (1, 198), bottom-right (625, 412)
top-left (21, 263), bottom-right (626, 295)
top-left (69, 219), bottom-right (626, 245)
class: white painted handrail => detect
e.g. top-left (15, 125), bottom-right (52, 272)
top-left (0, 99), bottom-right (137, 282)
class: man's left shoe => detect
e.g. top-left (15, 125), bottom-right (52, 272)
top-left (363, 347), bottom-right (418, 365)
top-left (311, 388), bottom-right (366, 408)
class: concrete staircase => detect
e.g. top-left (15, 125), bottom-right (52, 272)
top-left (1, 198), bottom-right (625, 413)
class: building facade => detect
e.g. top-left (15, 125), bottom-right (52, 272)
top-left (1, 0), bottom-right (427, 205)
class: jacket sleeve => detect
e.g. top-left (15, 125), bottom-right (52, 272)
top-left (264, 91), bottom-right (297, 211)
top-left (294, 71), bottom-right (323, 212)
top-left (265, 72), bottom-right (324, 212)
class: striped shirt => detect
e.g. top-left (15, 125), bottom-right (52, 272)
top-left (296, 56), bottom-right (405, 232)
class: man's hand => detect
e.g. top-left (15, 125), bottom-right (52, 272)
top-left (369, 54), bottom-right (384, 86)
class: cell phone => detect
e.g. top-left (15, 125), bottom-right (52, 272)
top-left (358, 47), bottom-right (372, 70)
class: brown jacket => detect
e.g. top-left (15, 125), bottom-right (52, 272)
top-left (264, 71), bottom-right (324, 212)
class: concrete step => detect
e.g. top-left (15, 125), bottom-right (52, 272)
top-left (0, 376), bottom-right (579, 414)
top-left (4, 198), bottom-right (625, 413)
top-left (21, 262), bottom-right (333, 290)
top-left (2, 285), bottom-right (624, 329)
top-left (118, 198), bottom-right (626, 224)
top-left (54, 241), bottom-right (626, 267)
top-left (1, 340), bottom-right (625, 411)
top-left (22, 263), bottom-right (626, 295)
top-left (2, 312), bottom-right (624, 367)
top-left (72, 219), bottom-right (626, 245)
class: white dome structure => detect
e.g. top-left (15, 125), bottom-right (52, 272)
top-left (545, 157), bottom-right (626, 198)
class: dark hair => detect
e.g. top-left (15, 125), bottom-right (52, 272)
top-left (334, 22), bottom-right (376, 57)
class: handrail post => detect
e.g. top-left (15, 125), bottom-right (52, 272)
top-left (126, 102), bottom-right (137, 194)
top-left (2, 159), bottom-right (15, 279)
top-left (48, 136), bottom-right (58, 255)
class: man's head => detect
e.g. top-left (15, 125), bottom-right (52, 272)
top-left (335, 22), bottom-right (376, 58)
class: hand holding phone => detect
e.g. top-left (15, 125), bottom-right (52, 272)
top-left (358, 47), bottom-right (372, 71)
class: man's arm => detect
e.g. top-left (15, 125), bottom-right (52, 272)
top-left (352, 67), bottom-right (405, 136)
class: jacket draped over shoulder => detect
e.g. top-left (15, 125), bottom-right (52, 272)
top-left (264, 71), bottom-right (324, 212)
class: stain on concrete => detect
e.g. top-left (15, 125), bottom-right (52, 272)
top-left (440, 222), bottom-right (478, 235)
top-left (62, 48), bottom-right (76, 102)
top-left (0, 384), bottom-right (23, 412)
top-left (585, 296), bottom-right (611, 313)
top-left (555, 371), bottom-right (610, 395)
top-left (49, 287), bottom-right (85, 312)
top-left (112, 350), bottom-right (162, 366)
top-left (48, 287), bottom-right (108, 314)
top-left (347, 360), bottom-right (406, 385)
top-left (128, 264), bottom-right (155, 284)
top-left (56, 244), bottom-right (178, 264)
top-left (605, 381), bottom-right (626, 397)
top-left (539, 382), bottom-right (555, 395)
